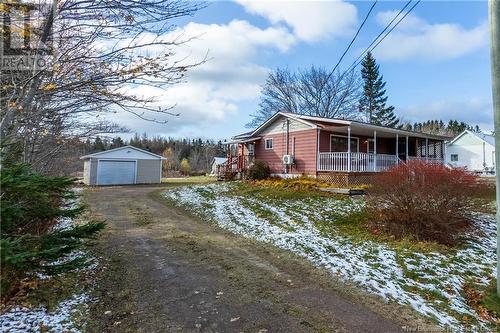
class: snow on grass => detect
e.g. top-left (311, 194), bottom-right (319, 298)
top-left (163, 182), bottom-right (496, 331)
top-left (0, 293), bottom-right (90, 333)
top-left (0, 189), bottom-right (95, 333)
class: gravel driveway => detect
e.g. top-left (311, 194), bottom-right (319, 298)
top-left (84, 185), bottom-right (430, 333)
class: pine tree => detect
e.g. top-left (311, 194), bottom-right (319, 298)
top-left (1, 164), bottom-right (105, 298)
top-left (359, 52), bottom-right (398, 127)
top-left (93, 136), bottom-right (105, 151)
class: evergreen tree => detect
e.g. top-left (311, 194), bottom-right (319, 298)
top-left (110, 137), bottom-right (124, 149)
top-left (93, 136), bottom-right (105, 151)
top-left (1, 164), bottom-right (105, 298)
top-left (358, 52), bottom-right (398, 127)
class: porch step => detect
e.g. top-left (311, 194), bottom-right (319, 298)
top-left (319, 187), bottom-right (366, 196)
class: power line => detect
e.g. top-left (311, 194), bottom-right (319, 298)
top-left (365, 0), bottom-right (421, 61)
top-left (329, 1), bottom-right (378, 76)
top-left (342, 0), bottom-right (420, 76)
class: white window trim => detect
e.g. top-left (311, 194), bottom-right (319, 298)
top-left (265, 138), bottom-right (273, 150)
top-left (329, 134), bottom-right (359, 153)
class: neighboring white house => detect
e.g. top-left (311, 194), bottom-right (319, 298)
top-left (446, 130), bottom-right (495, 174)
top-left (210, 157), bottom-right (227, 176)
top-left (81, 145), bottom-right (165, 185)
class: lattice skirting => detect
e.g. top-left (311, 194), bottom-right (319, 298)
top-left (316, 172), bottom-right (377, 187)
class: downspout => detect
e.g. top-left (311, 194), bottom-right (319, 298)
top-left (286, 119), bottom-right (290, 174)
top-left (316, 128), bottom-right (320, 177)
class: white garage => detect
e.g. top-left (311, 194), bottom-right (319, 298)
top-left (81, 146), bottom-right (165, 185)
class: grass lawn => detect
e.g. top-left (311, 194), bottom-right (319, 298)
top-left (161, 176), bottom-right (216, 184)
top-left (162, 181), bottom-right (497, 331)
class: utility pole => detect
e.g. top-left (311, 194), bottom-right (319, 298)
top-left (489, 0), bottom-right (500, 296)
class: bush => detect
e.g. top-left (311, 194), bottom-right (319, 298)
top-left (0, 164), bottom-right (105, 300)
top-left (246, 160), bottom-right (271, 180)
top-left (367, 161), bottom-right (481, 245)
top-left (253, 175), bottom-right (330, 191)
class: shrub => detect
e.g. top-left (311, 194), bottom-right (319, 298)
top-left (246, 160), bottom-right (271, 180)
top-left (180, 158), bottom-right (190, 176)
top-left (253, 175), bottom-right (330, 191)
top-left (0, 164), bottom-right (105, 301)
top-left (366, 161), bottom-right (481, 245)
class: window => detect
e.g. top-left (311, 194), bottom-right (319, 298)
top-left (247, 143), bottom-right (255, 155)
top-left (330, 135), bottom-right (358, 153)
top-left (451, 154), bottom-right (459, 162)
top-left (265, 138), bottom-right (273, 150)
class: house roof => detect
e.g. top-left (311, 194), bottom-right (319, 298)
top-left (448, 130), bottom-right (495, 146)
top-left (80, 145), bottom-right (166, 160)
top-left (231, 112), bottom-right (451, 141)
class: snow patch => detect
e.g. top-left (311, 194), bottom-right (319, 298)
top-left (163, 183), bottom-right (496, 331)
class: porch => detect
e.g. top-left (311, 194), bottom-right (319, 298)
top-left (317, 124), bottom-right (446, 172)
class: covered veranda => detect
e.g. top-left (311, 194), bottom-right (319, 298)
top-left (317, 122), bottom-right (448, 172)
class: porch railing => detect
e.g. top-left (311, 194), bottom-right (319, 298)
top-left (317, 152), bottom-right (400, 172)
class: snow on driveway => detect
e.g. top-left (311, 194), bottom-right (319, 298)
top-left (163, 182), bottom-right (496, 331)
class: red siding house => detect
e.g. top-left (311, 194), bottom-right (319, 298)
top-left (226, 112), bottom-right (450, 184)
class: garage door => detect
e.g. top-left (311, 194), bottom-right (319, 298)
top-left (97, 160), bottom-right (136, 185)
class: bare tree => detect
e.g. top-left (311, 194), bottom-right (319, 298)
top-left (1, 0), bottom-right (206, 173)
top-left (247, 66), bottom-right (361, 128)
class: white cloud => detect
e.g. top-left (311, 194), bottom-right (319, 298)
top-left (398, 97), bottom-right (493, 130)
top-left (110, 20), bottom-right (296, 137)
top-left (372, 11), bottom-right (488, 60)
top-left (236, 0), bottom-right (357, 42)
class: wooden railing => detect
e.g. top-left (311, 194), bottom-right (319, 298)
top-left (317, 152), bottom-right (400, 172)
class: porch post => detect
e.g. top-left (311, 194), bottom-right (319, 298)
top-left (374, 130), bottom-right (377, 172)
top-left (405, 135), bottom-right (409, 161)
top-left (442, 141), bottom-right (446, 162)
top-left (425, 138), bottom-right (429, 161)
top-left (395, 134), bottom-right (399, 162)
top-left (347, 126), bottom-right (351, 172)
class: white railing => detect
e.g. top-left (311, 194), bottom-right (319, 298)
top-left (318, 152), bottom-right (400, 172)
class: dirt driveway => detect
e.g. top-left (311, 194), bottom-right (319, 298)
top-left (84, 185), bottom-right (430, 333)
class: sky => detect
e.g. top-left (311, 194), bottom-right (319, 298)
top-left (110, 0), bottom-right (493, 140)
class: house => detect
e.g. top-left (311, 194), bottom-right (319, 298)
top-left (81, 145), bottom-right (165, 185)
top-left (446, 130), bottom-right (495, 174)
top-left (226, 112), bottom-right (450, 185)
top-left (210, 157), bottom-right (227, 176)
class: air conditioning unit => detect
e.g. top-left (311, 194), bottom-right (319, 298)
top-left (282, 155), bottom-right (294, 165)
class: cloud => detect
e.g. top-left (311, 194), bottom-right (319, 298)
top-left (236, 0), bottom-right (357, 42)
top-left (371, 11), bottom-right (488, 61)
top-left (398, 97), bottom-right (493, 130)
top-left (109, 20), bottom-right (296, 137)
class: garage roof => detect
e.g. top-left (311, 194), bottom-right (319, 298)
top-left (80, 145), bottom-right (166, 160)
